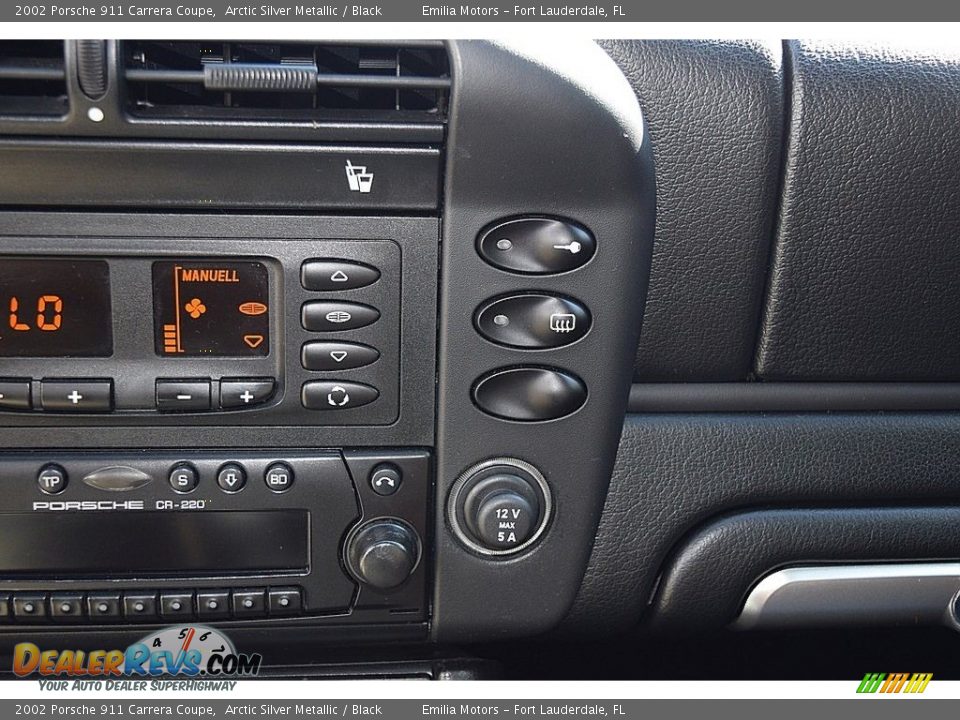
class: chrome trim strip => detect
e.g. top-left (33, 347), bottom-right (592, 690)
top-left (733, 563), bottom-right (960, 630)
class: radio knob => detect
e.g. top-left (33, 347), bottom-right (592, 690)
top-left (345, 519), bottom-right (421, 591)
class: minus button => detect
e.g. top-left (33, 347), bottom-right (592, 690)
top-left (156, 379), bottom-right (211, 412)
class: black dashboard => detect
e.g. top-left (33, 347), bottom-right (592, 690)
top-left (2, 38), bottom-right (960, 680)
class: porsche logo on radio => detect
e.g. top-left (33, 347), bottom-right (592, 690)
top-left (33, 500), bottom-right (145, 511)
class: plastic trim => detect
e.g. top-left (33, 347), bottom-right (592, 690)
top-left (628, 382), bottom-right (960, 412)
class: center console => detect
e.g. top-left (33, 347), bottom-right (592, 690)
top-left (0, 39), bottom-right (654, 655)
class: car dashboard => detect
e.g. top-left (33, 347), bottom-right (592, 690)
top-left (1, 38), bottom-right (960, 680)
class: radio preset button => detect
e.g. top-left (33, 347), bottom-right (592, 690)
top-left (123, 592), bottom-right (158, 621)
top-left (301, 301), bottom-right (380, 332)
top-left (87, 593), bottom-right (121, 620)
top-left (0, 379), bottom-right (31, 411)
top-left (160, 592), bottom-right (195, 619)
top-left (301, 260), bottom-right (381, 292)
top-left (301, 341), bottom-right (380, 371)
top-left (232, 589), bottom-right (266, 617)
top-left (168, 463), bottom-right (199, 493)
top-left (37, 464), bottom-right (68, 495)
top-left (13, 594), bottom-right (47, 621)
top-left (216, 463), bottom-right (247, 493)
top-left (50, 594), bottom-right (85, 622)
top-left (40, 380), bottom-right (113, 413)
top-left (302, 381), bottom-right (379, 410)
top-left (220, 378), bottom-right (275, 409)
top-left (264, 462), bottom-right (295, 493)
top-left (156, 379), bottom-right (211, 412)
top-left (0, 594), bottom-right (9, 621)
top-left (268, 588), bottom-right (302, 616)
top-left (197, 590), bottom-right (230, 620)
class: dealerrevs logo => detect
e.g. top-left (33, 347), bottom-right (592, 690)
top-left (13, 625), bottom-right (261, 678)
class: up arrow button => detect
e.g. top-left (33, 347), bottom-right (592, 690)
top-left (301, 260), bottom-right (381, 291)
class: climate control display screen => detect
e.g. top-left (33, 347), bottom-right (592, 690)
top-left (0, 258), bottom-right (113, 357)
top-left (152, 260), bottom-right (270, 357)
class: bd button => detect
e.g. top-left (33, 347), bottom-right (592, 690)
top-left (264, 462), bottom-right (295, 493)
top-left (475, 293), bottom-right (591, 349)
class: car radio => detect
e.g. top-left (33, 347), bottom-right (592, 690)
top-left (0, 449), bottom-right (430, 631)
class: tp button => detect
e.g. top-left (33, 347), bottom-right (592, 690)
top-left (37, 464), bottom-right (68, 495)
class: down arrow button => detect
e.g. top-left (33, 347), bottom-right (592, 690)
top-left (301, 341), bottom-right (381, 371)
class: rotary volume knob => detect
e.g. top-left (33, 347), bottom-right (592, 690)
top-left (344, 519), bottom-right (421, 591)
top-left (449, 458), bottom-right (552, 557)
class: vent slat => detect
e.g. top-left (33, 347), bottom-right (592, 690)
top-left (0, 66), bottom-right (66, 81)
top-left (126, 69), bottom-right (205, 84)
top-left (315, 74), bottom-right (450, 90)
top-left (124, 41), bottom-right (449, 121)
top-left (0, 41), bottom-right (68, 118)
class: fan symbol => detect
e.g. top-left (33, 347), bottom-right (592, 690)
top-left (185, 297), bottom-right (207, 319)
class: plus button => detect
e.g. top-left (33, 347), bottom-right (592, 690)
top-left (67, 390), bottom-right (84, 405)
top-left (240, 390), bottom-right (254, 403)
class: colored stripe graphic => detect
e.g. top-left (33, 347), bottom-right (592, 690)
top-left (857, 672), bottom-right (931, 694)
top-left (857, 673), bottom-right (886, 693)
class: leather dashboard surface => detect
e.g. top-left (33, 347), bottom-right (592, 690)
top-left (566, 41), bottom-right (960, 632)
top-left (598, 40), bottom-right (783, 382)
top-left (564, 413), bottom-right (960, 631)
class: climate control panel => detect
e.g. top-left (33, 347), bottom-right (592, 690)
top-left (0, 234), bottom-right (419, 428)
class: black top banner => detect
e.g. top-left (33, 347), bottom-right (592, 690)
top-left (4, 0), bottom-right (958, 21)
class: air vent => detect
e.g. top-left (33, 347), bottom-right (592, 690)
top-left (124, 41), bottom-right (450, 122)
top-left (0, 41), bottom-right (68, 117)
